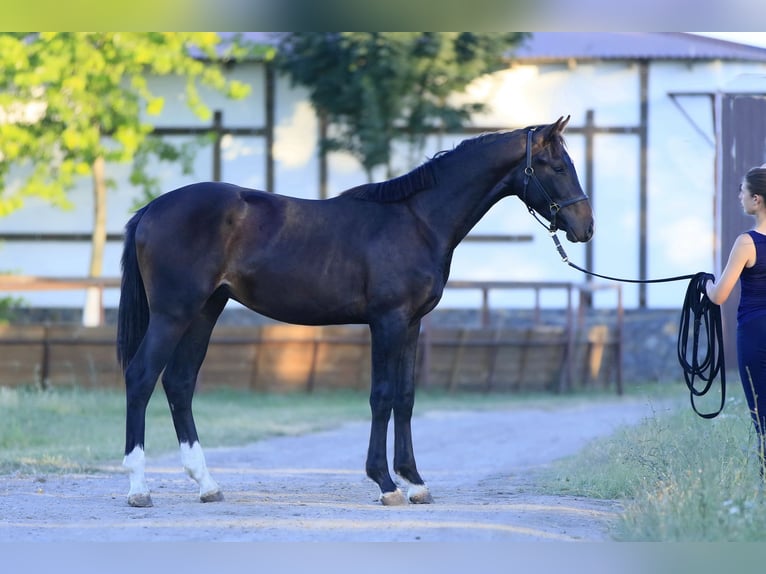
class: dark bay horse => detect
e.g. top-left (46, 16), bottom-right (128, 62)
top-left (117, 116), bottom-right (593, 507)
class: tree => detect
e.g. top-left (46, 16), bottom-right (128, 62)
top-left (276, 32), bottom-right (528, 181)
top-left (0, 32), bottom-right (253, 324)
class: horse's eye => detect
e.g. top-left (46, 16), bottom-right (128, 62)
top-left (554, 165), bottom-right (566, 173)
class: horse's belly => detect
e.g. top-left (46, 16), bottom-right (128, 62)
top-left (227, 281), bottom-right (368, 326)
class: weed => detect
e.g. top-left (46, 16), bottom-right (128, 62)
top-left (542, 389), bottom-right (766, 541)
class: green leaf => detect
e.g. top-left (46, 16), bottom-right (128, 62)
top-left (145, 97), bottom-right (164, 116)
top-left (276, 32), bottom-right (526, 175)
top-left (0, 32), bottom-right (254, 218)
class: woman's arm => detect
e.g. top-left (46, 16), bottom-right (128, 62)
top-left (706, 233), bottom-right (755, 305)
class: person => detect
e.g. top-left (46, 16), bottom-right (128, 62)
top-left (706, 165), bottom-right (766, 476)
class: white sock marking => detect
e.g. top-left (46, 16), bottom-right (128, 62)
top-left (407, 483), bottom-right (431, 501)
top-left (180, 441), bottom-right (220, 497)
top-left (122, 446), bottom-right (149, 498)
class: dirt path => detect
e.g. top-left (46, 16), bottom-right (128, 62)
top-left (0, 397), bottom-right (671, 542)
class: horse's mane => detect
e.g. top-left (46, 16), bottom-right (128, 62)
top-left (447, 124), bottom-right (565, 151)
top-left (340, 128), bottom-right (540, 203)
top-left (340, 162), bottom-right (437, 203)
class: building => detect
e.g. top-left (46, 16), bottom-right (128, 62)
top-left (3, 32), bottom-right (766, 320)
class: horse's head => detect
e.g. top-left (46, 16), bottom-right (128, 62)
top-left (516, 117), bottom-right (594, 243)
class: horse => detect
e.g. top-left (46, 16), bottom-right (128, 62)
top-left (116, 116), bottom-right (593, 508)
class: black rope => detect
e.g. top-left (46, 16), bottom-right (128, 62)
top-left (549, 233), bottom-right (726, 418)
top-left (551, 233), bottom-right (697, 284)
top-left (677, 272), bottom-right (726, 419)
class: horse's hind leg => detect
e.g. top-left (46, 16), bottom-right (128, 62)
top-left (161, 289), bottom-right (228, 503)
top-left (124, 314), bottom-right (190, 507)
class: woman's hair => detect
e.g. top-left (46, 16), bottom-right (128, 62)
top-left (745, 166), bottom-right (766, 200)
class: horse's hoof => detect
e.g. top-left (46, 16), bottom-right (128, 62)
top-left (408, 484), bottom-right (434, 504)
top-left (127, 493), bottom-right (153, 507)
top-left (380, 488), bottom-right (408, 506)
top-left (200, 489), bottom-right (224, 503)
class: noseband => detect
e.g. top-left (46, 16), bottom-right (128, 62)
top-left (521, 127), bottom-right (589, 233)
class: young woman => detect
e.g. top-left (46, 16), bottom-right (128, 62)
top-left (706, 165), bottom-right (766, 475)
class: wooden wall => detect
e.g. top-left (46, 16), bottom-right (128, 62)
top-left (0, 323), bottom-right (620, 393)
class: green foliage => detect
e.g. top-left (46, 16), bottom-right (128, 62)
top-left (128, 134), bottom-right (212, 210)
top-left (0, 32), bottom-right (252, 216)
top-left (0, 267), bottom-right (22, 323)
top-left (0, 385), bottom-right (613, 475)
top-left (541, 393), bottom-right (766, 541)
top-left (276, 32), bottom-right (527, 178)
top-left (0, 387), bottom-right (370, 474)
top-left (0, 295), bottom-right (21, 324)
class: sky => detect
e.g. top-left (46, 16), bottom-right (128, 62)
top-left (694, 32), bottom-right (766, 49)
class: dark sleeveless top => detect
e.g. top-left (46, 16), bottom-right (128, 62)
top-left (738, 230), bottom-right (766, 325)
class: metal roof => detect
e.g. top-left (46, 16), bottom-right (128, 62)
top-left (512, 32), bottom-right (766, 63)
top-left (218, 32), bottom-right (766, 65)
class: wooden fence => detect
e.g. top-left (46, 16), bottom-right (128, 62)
top-left (0, 277), bottom-right (623, 394)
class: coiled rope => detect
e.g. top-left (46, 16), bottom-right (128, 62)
top-left (549, 234), bottom-right (726, 418)
top-left (676, 272), bottom-right (726, 419)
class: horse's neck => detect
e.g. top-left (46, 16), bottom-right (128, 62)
top-left (411, 156), bottom-right (518, 250)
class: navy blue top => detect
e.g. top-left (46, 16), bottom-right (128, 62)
top-left (738, 230), bottom-right (766, 325)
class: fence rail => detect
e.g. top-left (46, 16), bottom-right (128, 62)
top-left (0, 276), bottom-right (623, 394)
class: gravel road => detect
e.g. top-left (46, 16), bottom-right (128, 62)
top-left (0, 397), bottom-right (672, 542)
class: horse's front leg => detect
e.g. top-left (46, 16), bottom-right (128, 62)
top-left (366, 317), bottom-right (408, 506)
top-left (393, 321), bottom-right (433, 504)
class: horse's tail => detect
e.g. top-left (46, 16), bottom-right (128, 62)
top-left (116, 206), bottom-right (150, 373)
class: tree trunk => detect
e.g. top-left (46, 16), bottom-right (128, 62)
top-left (83, 155), bottom-right (107, 326)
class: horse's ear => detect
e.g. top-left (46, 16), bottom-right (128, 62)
top-left (548, 116), bottom-right (570, 139)
top-left (530, 116), bottom-right (570, 149)
top-left (534, 116), bottom-right (570, 147)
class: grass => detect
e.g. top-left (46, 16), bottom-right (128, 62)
top-left (0, 386), bottom-right (369, 474)
top-left (14, 380), bottom-right (765, 541)
top-left (540, 388), bottom-right (766, 541)
top-left (0, 382), bottom-right (658, 476)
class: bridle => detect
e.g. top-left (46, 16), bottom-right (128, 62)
top-left (506, 128), bottom-right (725, 419)
top-left (520, 127), bottom-right (589, 233)
top-left (517, 128), bottom-right (725, 420)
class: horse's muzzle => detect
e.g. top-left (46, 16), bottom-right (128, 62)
top-left (565, 219), bottom-right (594, 243)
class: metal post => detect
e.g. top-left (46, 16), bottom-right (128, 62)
top-left (213, 110), bottom-right (223, 182)
top-left (638, 61), bottom-right (650, 307)
top-left (583, 110), bottom-right (595, 308)
top-left (319, 113), bottom-right (328, 199)
top-left (40, 324), bottom-right (50, 390)
top-left (616, 285), bottom-right (624, 395)
top-left (265, 63), bottom-right (275, 192)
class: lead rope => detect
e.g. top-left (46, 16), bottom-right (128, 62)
top-left (677, 272), bottom-right (726, 419)
top-left (549, 232), bottom-right (726, 419)
top-left (519, 125), bottom-right (724, 418)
